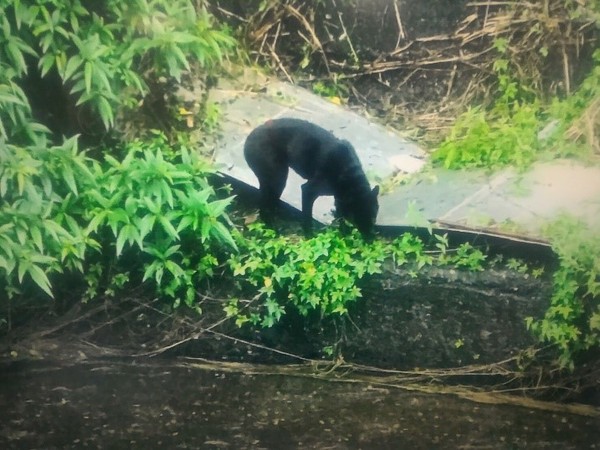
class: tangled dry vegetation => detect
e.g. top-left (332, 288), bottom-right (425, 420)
top-left (565, 94), bottom-right (600, 155)
top-left (213, 0), bottom-right (599, 146)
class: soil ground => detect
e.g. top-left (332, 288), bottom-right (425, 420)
top-left (1, 356), bottom-right (599, 449)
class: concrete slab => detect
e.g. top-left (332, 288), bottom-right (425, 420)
top-left (378, 161), bottom-right (600, 239)
top-left (377, 170), bottom-right (491, 225)
top-left (453, 161), bottom-right (600, 234)
top-left (210, 75), bottom-right (600, 243)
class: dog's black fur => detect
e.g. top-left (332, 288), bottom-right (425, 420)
top-left (244, 118), bottom-right (379, 235)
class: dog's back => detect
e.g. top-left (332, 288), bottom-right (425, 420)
top-left (245, 118), bottom-right (335, 179)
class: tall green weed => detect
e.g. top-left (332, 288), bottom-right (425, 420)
top-left (433, 45), bottom-right (600, 170)
top-left (527, 217), bottom-right (600, 369)
top-left (0, 133), bottom-right (236, 309)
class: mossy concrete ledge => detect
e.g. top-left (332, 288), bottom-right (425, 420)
top-left (339, 265), bottom-right (550, 369)
top-left (193, 264), bottom-right (552, 370)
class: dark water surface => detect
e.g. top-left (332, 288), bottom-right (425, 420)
top-left (1, 359), bottom-right (598, 449)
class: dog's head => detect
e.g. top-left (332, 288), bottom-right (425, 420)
top-left (338, 185), bottom-right (379, 236)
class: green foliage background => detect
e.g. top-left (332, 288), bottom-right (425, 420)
top-left (0, 0), bottom-right (235, 135)
top-left (0, 0), bottom-right (237, 318)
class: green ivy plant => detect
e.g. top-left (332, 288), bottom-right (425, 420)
top-left (225, 225), bottom-right (490, 328)
top-left (526, 217), bottom-right (600, 369)
top-left (226, 224), bottom-right (386, 328)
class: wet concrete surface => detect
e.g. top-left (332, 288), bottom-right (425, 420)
top-left (1, 359), bottom-right (598, 449)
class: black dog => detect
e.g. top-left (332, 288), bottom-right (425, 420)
top-left (244, 118), bottom-right (379, 235)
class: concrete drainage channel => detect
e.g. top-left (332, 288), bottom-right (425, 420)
top-left (191, 174), bottom-right (557, 372)
top-left (190, 261), bottom-right (553, 369)
top-left (209, 75), bottom-right (600, 241)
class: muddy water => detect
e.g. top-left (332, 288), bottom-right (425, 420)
top-left (0, 359), bottom-right (598, 449)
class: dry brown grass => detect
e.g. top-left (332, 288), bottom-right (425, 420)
top-left (213, 0), bottom-right (598, 147)
top-left (565, 96), bottom-right (600, 156)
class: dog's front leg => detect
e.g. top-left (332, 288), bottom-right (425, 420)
top-left (301, 182), bottom-right (320, 235)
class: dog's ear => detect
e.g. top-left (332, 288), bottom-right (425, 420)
top-left (372, 185), bottom-right (380, 197)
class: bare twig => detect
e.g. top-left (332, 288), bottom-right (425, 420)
top-left (444, 64), bottom-right (458, 101)
top-left (562, 42), bottom-right (571, 94)
top-left (284, 4), bottom-right (331, 75)
top-left (269, 21), bottom-right (294, 84)
top-left (216, 5), bottom-right (246, 22)
top-left (270, 44), bottom-right (294, 84)
top-left (337, 11), bottom-right (359, 64)
top-left (392, 0), bottom-right (406, 48)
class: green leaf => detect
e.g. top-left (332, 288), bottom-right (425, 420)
top-left (211, 221), bottom-right (237, 250)
top-left (85, 207), bottom-right (108, 232)
top-left (159, 215), bottom-right (179, 240)
top-left (96, 68), bottom-right (112, 95)
top-left (208, 198), bottom-right (232, 218)
top-left (590, 313), bottom-right (600, 331)
top-left (0, 254), bottom-right (16, 276)
top-left (115, 227), bottom-right (129, 257)
top-left (7, 40), bottom-right (27, 75)
top-left (28, 264), bottom-right (54, 298)
top-left (137, 214), bottom-right (156, 241)
top-left (61, 165), bottom-right (78, 195)
top-left (143, 260), bottom-right (162, 283)
top-left (165, 260), bottom-right (185, 279)
top-left (30, 226), bottom-right (44, 252)
top-left (84, 61), bottom-right (93, 93)
top-left (163, 244), bottom-right (181, 259)
top-left (97, 96), bottom-right (114, 129)
top-left (63, 54), bottom-right (82, 79)
top-left (0, 88), bottom-right (28, 107)
top-left (38, 52), bottom-right (56, 77)
top-left (183, 210), bottom-right (201, 230)
top-left (200, 218), bottom-right (211, 242)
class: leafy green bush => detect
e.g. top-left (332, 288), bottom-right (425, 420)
top-left (83, 133), bottom-right (237, 307)
top-left (0, 0), bottom-right (237, 318)
top-left (0, 133), bottom-right (236, 309)
top-left (0, 136), bottom-right (98, 298)
top-left (225, 226), bottom-right (490, 328)
top-left (0, 0), bottom-right (235, 135)
top-left (526, 217), bottom-right (600, 369)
